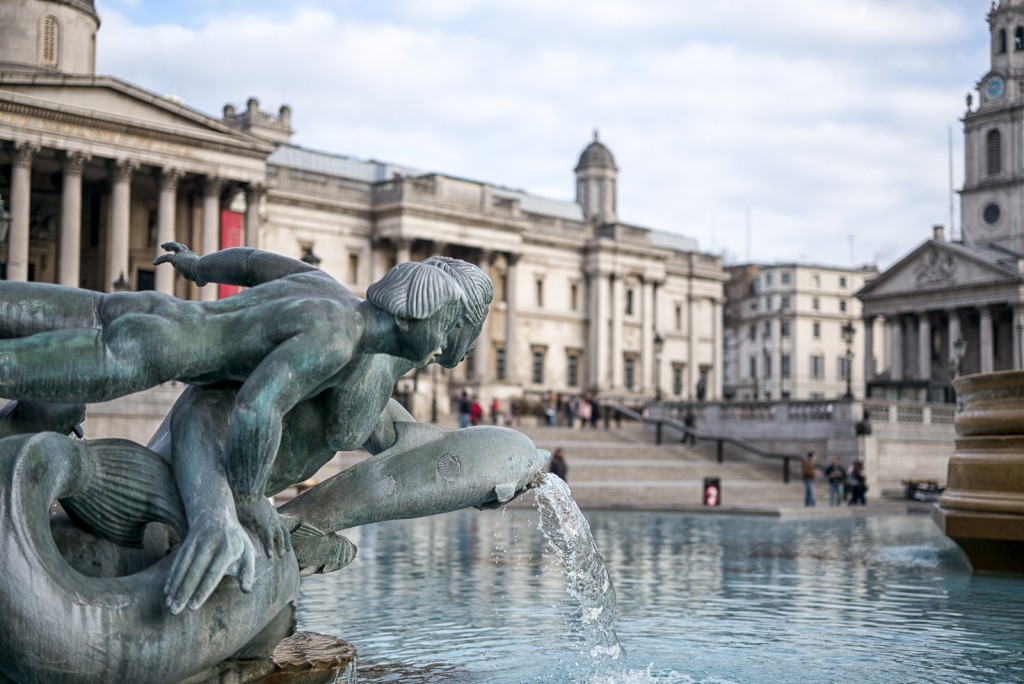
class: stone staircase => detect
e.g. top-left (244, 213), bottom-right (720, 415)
top-left (291, 419), bottom-right (925, 516)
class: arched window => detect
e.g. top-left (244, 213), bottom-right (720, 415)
top-left (987, 129), bottom-right (1003, 176)
top-left (999, 28), bottom-right (1007, 54)
top-left (1015, 26), bottom-right (1024, 51)
top-left (41, 15), bottom-right (59, 67)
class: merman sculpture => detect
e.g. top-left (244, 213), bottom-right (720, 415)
top-left (0, 246), bottom-right (547, 683)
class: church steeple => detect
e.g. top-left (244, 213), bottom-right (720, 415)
top-left (575, 130), bottom-right (618, 224)
top-left (961, 0), bottom-right (1024, 254)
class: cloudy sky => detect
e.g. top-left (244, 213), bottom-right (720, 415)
top-left (96, 0), bottom-right (994, 269)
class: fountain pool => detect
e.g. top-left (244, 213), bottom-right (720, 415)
top-left (297, 508), bottom-right (1024, 683)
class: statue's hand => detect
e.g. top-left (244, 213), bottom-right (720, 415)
top-left (237, 498), bottom-right (292, 559)
top-left (164, 514), bottom-right (256, 615)
top-left (154, 241), bottom-right (207, 286)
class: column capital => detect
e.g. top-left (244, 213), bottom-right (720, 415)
top-left (13, 140), bottom-right (40, 166)
top-left (62, 149), bottom-right (90, 174)
top-left (203, 175), bottom-right (225, 197)
top-left (246, 182), bottom-right (266, 199)
top-left (160, 167), bottom-right (183, 192)
top-left (110, 158), bottom-right (139, 181)
top-left (505, 251), bottom-right (521, 267)
top-left (477, 247), bottom-right (493, 266)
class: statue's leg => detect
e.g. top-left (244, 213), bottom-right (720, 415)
top-left (0, 282), bottom-right (103, 338)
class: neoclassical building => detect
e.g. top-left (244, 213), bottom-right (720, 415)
top-left (723, 262), bottom-right (880, 401)
top-left (858, 0), bottom-right (1024, 402)
top-left (0, 0), bottom-right (725, 422)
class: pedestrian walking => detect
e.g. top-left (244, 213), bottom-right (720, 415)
top-left (802, 451), bottom-right (817, 507)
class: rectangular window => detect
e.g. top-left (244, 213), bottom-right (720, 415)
top-left (763, 353), bottom-right (772, 379)
top-left (749, 356), bottom-right (757, 379)
top-left (812, 297), bottom-right (820, 311)
top-left (532, 349), bottom-right (545, 385)
top-left (839, 300), bottom-right (847, 313)
top-left (781, 272), bottom-right (791, 285)
top-left (348, 254), bottom-right (359, 285)
top-left (812, 274), bottom-right (820, 287)
top-left (748, 325), bottom-right (756, 341)
top-left (570, 283), bottom-right (579, 311)
top-left (673, 364), bottom-right (684, 396)
top-left (811, 355), bottom-right (825, 379)
top-left (626, 289), bottom-right (635, 316)
top-left (495, 346), bottom-right (506, 381)
top-left (782, 354), bottom-right (792, 379)
top-left (781, 295), bottom-right (791, 310)
top-left (838, 356), bottom-right (850, 380)
top-left (766, 295), bottom-right (773, 310)
top-left (675, 305), bottom-right (682, 330)
top-left (765, 273), bottom-right (773, 286)
top-left (624, 356), bottom-right (636, 390)
top-left (535, 279), bottom-right (544, 308)
top-left (839, 276), bottom-right (847, 288)
top-left (813, 321), bottom-right (821, 339)
top-left (781, 320), bottom-right (791, 338)
top-left (567, 352), bottom-right (580, 388)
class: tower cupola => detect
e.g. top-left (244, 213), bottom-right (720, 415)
top-left (575, 131), bottom-right (618, 224)
top-left (0, 0), bottom-right (100, 75)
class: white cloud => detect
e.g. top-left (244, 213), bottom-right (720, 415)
top-left (96, 0), bottom-right (994, 268)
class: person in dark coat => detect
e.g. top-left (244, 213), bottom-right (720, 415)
top-left (548, 447), bottom-right (568, 482)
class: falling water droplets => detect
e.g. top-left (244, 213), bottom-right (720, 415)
top-left (534, 472), bottom-right (625, 670)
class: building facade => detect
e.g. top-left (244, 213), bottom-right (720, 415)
top-left (723, 263), bottom-right (880, 401)
top-left (858, 0), bottom-right (1024, 402)
top-left (0, 0), bottom-right (725, 421)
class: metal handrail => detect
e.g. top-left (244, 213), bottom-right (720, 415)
top-left (602, 401), bottom-right (802, 483)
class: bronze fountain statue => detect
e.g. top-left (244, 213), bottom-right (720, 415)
top-left (0, 244), bottom-right (547, 683)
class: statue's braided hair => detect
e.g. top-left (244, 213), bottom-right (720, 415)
top-left (366, 261), bottom-right (466, 321)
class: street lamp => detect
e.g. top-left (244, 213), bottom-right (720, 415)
top-left (841, 319), bottom-right (856, 399)
top-left (953, 335), bottom-right (968, 378)
top-left (300, 245), bottom-right (322, 267)
top-left (0, 194), bottom-right (11, 280)
top-left (653, 332), bottom-right (664, 402)
top-left (112, 271), bottom-right (131, 291)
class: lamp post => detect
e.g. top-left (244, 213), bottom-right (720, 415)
top-left (0, 194), bottom-right (11, 280)
top-left (953, 335), bottom-right (968, 378)
top-left (653, 332), bottom-right (664, 402)
top-left (841, 319), bottom-right (856, 399)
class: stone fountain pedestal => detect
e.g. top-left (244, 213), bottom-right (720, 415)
top-left (188, 632), bottom-right (356, 684)
top-left (933, 370), bottom-right (1024, 574)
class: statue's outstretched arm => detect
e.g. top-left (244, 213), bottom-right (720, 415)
top-left (163, 386), bottom-right (257, 615)
top-left (154, 242), bottom-right (322, 287)
top-left (226, 330), bottom-right (353, 556)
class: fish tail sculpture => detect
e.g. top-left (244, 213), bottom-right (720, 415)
top-left (0, 432), bottom-right (299, 684)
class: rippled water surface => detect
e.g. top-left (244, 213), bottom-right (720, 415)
top-left (297, 508), bottom-right (1024, 683)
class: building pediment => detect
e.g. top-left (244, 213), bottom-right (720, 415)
top-left (858, 239), bottom-right (1021, 303)
top-left (0, 75), bottom-right (274, 160)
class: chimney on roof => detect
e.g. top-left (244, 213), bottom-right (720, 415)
top-left (933, 224), bottom-right (945, 242)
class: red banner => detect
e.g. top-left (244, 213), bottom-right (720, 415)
top-left (219, 210), bottom-right (244, 299)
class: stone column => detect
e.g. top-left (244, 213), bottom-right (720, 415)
top-left (8, 141), bottom-right (39, 282)
top-left (504, 252), bottom-right (520, 384)
top-left (395, 238), bottom-right (412, 264)
top-left (980, 306), bottom-right (994, 373)
top-left (201, 176), bottom-right (223, 302)
top-left (472, 248), bottom-right (491, 382)
top-left (918, 313), bottom-right (931, 381)
top-left (155, 168), bottom-right (182, 295)
top-left (58, 150), bottom-right (89, 287)
top-left (245, 183), bottom-right (264, 248)
top-left (586, 270), bottom-right (601, 389)
top-left (890, 315), bottom-right (903, 381)
top-left (640, 277), bottom-right (654, 394)
top-left (863, 315), bottom-right (875, 380)
top-left (687, 295), bottom-right (697, 399)
top-left (610, 274), bottom-right (623, 389)
top-left (948, 309), bottom-right (962, 376)
top-left (712, 297), bottom-right (723, 401)
top-left (107, 158), bottom-right (138, 292)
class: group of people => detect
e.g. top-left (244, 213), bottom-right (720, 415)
top-left (558, 393), bottom-right (601, 429)
top-left (457, 392), bottom-right (520, 428)
top-left (804, 452), bottom-right (868, 507)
